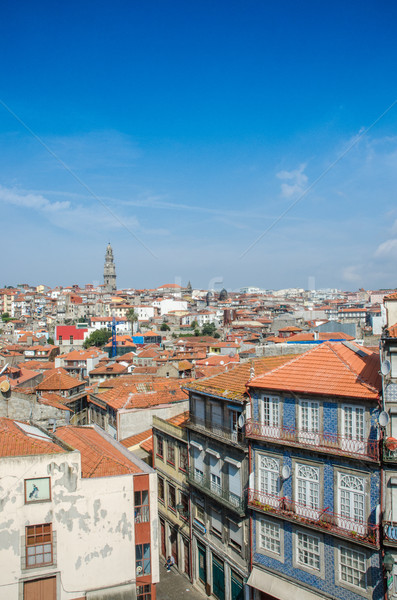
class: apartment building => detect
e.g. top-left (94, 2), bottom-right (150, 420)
top-left (245, 341), bottom-right (383, 600)
top-left (0, 419), bottom-right (159, 600)
top-left (184, 356), bottom-right (294, 600)
top-left (152, 412), bottom-right (191, 578)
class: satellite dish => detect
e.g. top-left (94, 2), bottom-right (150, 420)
top-left (0, 379), bottom-right (10, 393)
top-left (238, 414), bottom-right (245, 428)
top-left (379, 411), bottom-right (390, 427)
top-left (381, 360), bottom-right (391, 376)
top-left (282, 465), bottom-right (291, 480)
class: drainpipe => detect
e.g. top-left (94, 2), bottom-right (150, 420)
top-left (245, 380), bottom-right (254, 600)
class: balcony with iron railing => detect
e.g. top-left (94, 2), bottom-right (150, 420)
top-left (187, 467), bottom-right (245, 516)
top-left (383, 522), bottom-right (397, 545)
top-left (187, 414), bottom-right (245, 447)
top-left (245, 420), bottom-right (379, 461)
top-left (248, 488), bottom-right (379, 548)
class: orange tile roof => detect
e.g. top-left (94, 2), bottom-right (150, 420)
top-left (140, 436), bottom-right (153, 453)
top-left (249, 342), bottom-right (380, 400)
top-left (38, 392), bottom-right (72, 411)
top-left (92, 384), bottom-right (188, 411)
top-left (0, 418), bottom-right (65, 457)
top-left (387, 323), bottom-right (397, 338)
top-left (120, 429), bottom-right (152, 448)
top-left (89, 362), bottom-right (128, 375)
top-left (36, 369), bottom-right (84, 391)
top-left (187, 355), bottom-right (296, 400)
top-left (167, 411), bottom-right (189, 427)
top-left (55, 426), bottom-right (142, 477)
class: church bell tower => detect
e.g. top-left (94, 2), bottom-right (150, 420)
top-left (103, 243), bottom-right (117, 292)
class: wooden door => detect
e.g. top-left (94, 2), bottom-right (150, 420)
top-left (24, 577), bottom-right (56, 600)
top-left (171, 527), bottom-right (178, 566)
top-left (184, 539), bottom-right (190, 577)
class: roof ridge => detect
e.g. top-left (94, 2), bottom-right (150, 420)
top-left (327, 342), bottom-right (379, 395)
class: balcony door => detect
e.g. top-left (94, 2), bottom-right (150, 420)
top-left (338, 474), bottom-right (366, 535)
top-left (298, 400), bottom-right (320, 446)
top-left (295, 463), bottom-right (320, 519)
top-left (341, 405), bottom-right (365, 455)
top-left (259, 396), bottom-right (280, 439)
top-left (259, 455), bottom-right (280, 507)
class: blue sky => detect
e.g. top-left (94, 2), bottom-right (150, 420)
top-left (1, 1), bottom-right (397, 291)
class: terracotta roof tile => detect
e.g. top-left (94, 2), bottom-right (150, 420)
top-left (249, 341), bottom-right (380, 399)
top-left (55, 426), bottom-right (142, 477)
top-left (187, 355), bottom-right (296, 400)
top-left (0, 418), bottom-right (65, 457)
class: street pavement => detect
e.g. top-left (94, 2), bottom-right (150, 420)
top-left (156, 563), bottom-right (207, 600)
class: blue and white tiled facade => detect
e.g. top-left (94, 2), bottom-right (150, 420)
top-left (248, 388), bottom-right (383, 600)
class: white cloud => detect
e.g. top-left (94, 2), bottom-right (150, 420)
top-left (375, 238), bottom-right (397, 258)
top-left (0, 185), bottom-right (70, 212)
top-left (342, 265), bottom-right (362, 284)
top-left (276, 164), bottom-right (308, 198)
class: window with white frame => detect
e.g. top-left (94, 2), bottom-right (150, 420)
top-left (338, 474), bottom-right (365, 529)
top-left (296, 531), bottom-right (320, 571)
top-left (296, 464), bottom-right (320, 509)
top-left (260, 396), bottom-right (280, 427)
top-left (259, 519), bottom-right (281, 555)
top-left (299, 400), bottom-right (319, 433)
top-left (342, 405), bottom-right (365, 441)
top-left (339, 546), bottom-right (366, 589)
top-left (259, 455), bottom-right (279, 498)
top-left (209, 454), bottom-right (221, 495)
top-left (192, 446), bottom-right (204, 483)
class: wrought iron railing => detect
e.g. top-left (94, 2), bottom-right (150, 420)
top-left (187, 467), bottom-right (245, 514)
top-left (187, 415), bottom-right (244, 444)
top-left (248, 488), bottom-right (379, 547)
top-left (383, 444), bottom-right (397, 462)
top-left (245, 420), bottom-right (379, 461)
top-left (384, 521), bottom-right (397, 543)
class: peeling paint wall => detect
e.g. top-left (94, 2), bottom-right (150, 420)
top-left (0, 451), bottom-right (138, 600)
top-left (118, 400), bottom-right (189, 439)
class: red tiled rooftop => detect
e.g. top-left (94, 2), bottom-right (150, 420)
top-left (249, 341), bottom-right (380, 399)
top-left (55, 426), bottom-right (142, 477)
top-left (36, 369), bottom-right (84, 391)
top-left (0, 418), bottom-right (65, 457)
top-left (186, 355), bottom-right (296, 400)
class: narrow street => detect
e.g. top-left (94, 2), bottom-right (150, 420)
top-left (156, 563), bottom-right (207, 600)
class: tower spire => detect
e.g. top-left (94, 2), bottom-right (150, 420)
top-left (104, 243), bottom-right (117, 292)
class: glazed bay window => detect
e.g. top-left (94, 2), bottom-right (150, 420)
top-left (136, 543), bottom-right (151, 575)
top-left (158, 476), bottom-right (165, 503)
top-left (339, 546), bottom-right (366, 589)
top-left (137, 584), bottom-right (151, 600)
top-left (259, 519), bottom-right (281, 555)
top-left (296, 531), bottom-right (320, 571)
top-left (135, 490), bottom-right (149, 523)
top-left (26, 523), bottom-right (53, 568)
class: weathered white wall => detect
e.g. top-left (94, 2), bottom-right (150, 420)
top-left (118, 400), bottom-right (189, 440)
top-left (0, 450), bottom-right (137, 600)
